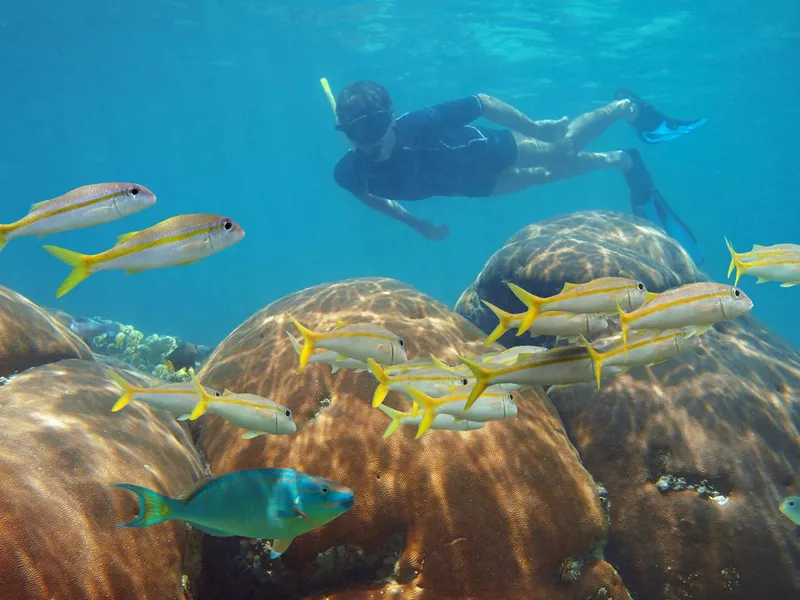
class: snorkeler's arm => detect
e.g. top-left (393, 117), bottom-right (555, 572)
top-left (477, 94), bottom-right (567, 139)
top-left (356, 192), bottom-right (449, 241)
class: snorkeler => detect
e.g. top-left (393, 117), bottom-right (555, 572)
top-left (331, 81), bottom-right (707, 263)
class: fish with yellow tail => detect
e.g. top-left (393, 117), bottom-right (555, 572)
top-left (110, 468), bottom-right (354, 558)
top-left (725, 238), bottom-right (800, 288)
top-left (377, 404), bottom-right (484, 439)
top-left (480, 299), bottom-right (609, 345)
top-left (106, 370), bottom-right (221, 416)
top-left (457, 345), bottom-right (617, 409)
top-left (187, 373), bottom-right (296, 439)
top-left (616, 282), bottom-right (753, 350)
top-left (286, 331), bottom-right (369, 374)
top-left (578, 328), bottom-right (702, 389)
top-left (0, 183), bottom-right (156, 254)
top-left (365, 358), bottom-right (468, 408)
top-left (42, 214), bottom-right (245, 297)
top-left (507, 277), bottom-right (655, 335)
top-left (288, 315), bottom-right (407, 374)
top-left (394, 385), bottom-right (517, 439)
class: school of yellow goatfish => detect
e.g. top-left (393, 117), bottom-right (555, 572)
top-left (3, 182), bottom-right (800, 541)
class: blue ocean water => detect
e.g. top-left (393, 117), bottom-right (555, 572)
top-left (1, 0), bottom-right (798, 348)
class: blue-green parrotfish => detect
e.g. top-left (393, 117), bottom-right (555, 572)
top-left (779, 496), bottom-right (800, 528)
top-left (110, 468), bottom-right (355, 558)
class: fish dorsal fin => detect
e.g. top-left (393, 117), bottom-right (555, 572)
top-left (116, 230), bottom-right (140, 244)
top-left (560, 282), bottom-right (577, 292)
top-left (334, 320), bottom-right (348, 330)
top-left (223, 388), bottom-right (234, 396)
top-left (28, 200), bottom-right (49, 212)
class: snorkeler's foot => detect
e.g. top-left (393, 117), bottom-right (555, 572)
top-left (623, 148), bottom-right (704, 264)
top-left (614, 88), bottom-right (707, 144)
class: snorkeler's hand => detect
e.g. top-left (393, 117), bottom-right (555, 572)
top-left (418, 222), bottom-right (450, 242)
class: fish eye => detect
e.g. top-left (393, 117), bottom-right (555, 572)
top-left (285, 409), bottom-right (291, 417)
top-left (214, 391), bottom-right (221, 397)
top-left (790, 501), bottom-right (796, 507)
top-left (223, 220), bottom-right (233, 231)
top-left (461, 377), bottom-right (468, 385)
top-left (321, 487), bottom-right (328, 494)
top-left (398, 339), bottom-right (404, 347)
top-left (508, 394), bottom-right (514, 401)
top-left (637, 282), bottom-right (645, 291)
top-left (733, 289), bottom-right (741, 297)
top-left (128, 186), bottom-right (139, 197)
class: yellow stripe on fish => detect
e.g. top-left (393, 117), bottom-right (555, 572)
top-left (616, 282), bottom-right (753, 350)
top-left (0, 183), bottom-right (156, 253)
top-left (725, 238), bottom-right (800, 288)
top-left (42, 214), bottom-right (244, 297)
top-left (507, 277), bottom-right (654, 335)
top-left (366, 358), bottom-right (468, 408)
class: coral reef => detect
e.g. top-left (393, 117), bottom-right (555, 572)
top-left (192, 277), bottom-right (629, 600)
top-left (456, 210), bottom-right (800, 599)
top-left (0, 358), bottom-right (206, 599)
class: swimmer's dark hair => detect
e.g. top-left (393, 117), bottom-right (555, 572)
top-left (335, 81), bottom-right (393, 127)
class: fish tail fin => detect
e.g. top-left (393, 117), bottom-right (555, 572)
top-left (377, 404), bottom-right (406, 439)
top-left (366, 358), bottom-right (391, 408)
top-left (42, 245), bottom-right (92, 298)
top-left (458, 355), bottom-right (490, 410)
top-left (578, 335), bottom-right (604, 389)
top-left (397, 386), bottom-right (437, 439)
top-left (506, 282), bottom-right (542, 334)
top-left (285, 331), bottom-right (303, 356)
top-left (109, 483), bottom-right (177, 527)
top-left (188, 372), bottom-right (213, 420)
top-left (724, 237), bottom-right (746, 286)
top-left (107, 370), bottom-right (138, 412)
top-left (481, 300), bottom-right (514, 345)
top-left (287, 313), bottom-right (318, 373)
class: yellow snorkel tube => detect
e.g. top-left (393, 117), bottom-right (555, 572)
top-left (320, 77), bottom-right (353, 148)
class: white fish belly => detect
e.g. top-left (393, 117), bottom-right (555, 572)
top-left (494, 358), bottom-right (595, 387)
top-left (322, 336), bottom-right (396, 364)
top-left (749, 262), bottom-right (800, 282)
top-left (634, 299), bottom-right (723, 330)
top-left (528, 314), bottom-right (587, 336)
top-left (100, 236), bottom-right (213, 272)
top-left (209, 402), bottom-right (276, 433)
top-left (138, 392), bottom-right (198, 415)
top-left (15, 202), bottom-right (120, 238)
top-left (440, 397), bottom-right (507, 421)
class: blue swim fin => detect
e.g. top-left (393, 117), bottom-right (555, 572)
top-left (615, 88), bottom-right (707, 144)
top-left (624, 148), bottom-right (705, 265)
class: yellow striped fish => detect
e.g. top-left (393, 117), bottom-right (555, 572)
top-left (725, 238), bottom-right (800, 288)
top-left (480, 299), bottom-right (609, 345)
top-left (288, 316), bottom-right (407, 374)
top-left (0, 183), bottom-right (156, 253)
top-left (616, 282), bottom-right (753, 349)
top-left (507, 277), bottom-right (655, 335)
top-left (42, 214), bottom-right (245, 297)
top-left (365, 358), bottom-right (468, 408)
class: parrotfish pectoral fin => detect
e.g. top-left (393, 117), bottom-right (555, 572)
top-left (106, 370), bottom-right (137, 412)
top-left (42, 245), bottom-right (92, 298)
top-left (269, 537), bottom-right (295, 559)
top-left (109, 483), bottom-right (176, 527)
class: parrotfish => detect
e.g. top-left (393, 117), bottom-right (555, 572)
top-left (779, 496), bottom-right (800, 527)
top-left (188, 374), bottom-right (296, 439)
top-left (0, 183), bottom-right (156, 253)
top-left (480, 299), bottom-right (609, 345)
top-left (286, 331), bottom-right (369, 374)
top-left (42, 214), bottom-right (245, 297)
top-left (395, 385), bottom-right (518, 439)
top-left (107, 370), bottom-right (220, 417)
top-left (616, 282), bottom-right (753, 349)
top-left (579, 327), bottom-right (702, 389)
top-left (110, 468), bottom-right (354, 558)
top-left (377, 403), bottom-right (484, 439)
top-left (725, 238), bottom-right (800, 288)
top-left (366, 358), bottom-right (468, 408)
top-left (288, 315), bottom-right (406, 374)
top-left (508, 277), bottom-right (655, 335)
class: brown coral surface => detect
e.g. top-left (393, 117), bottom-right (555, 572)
top-left (194, 277), bottom-right (629, 599)
top-left (0, 359), bottom-right (205, 600)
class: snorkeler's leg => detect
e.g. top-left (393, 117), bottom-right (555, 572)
top-left (615, 88), bottom-right (707, 144)
top-left (623, 148), bottom-right (704, 264)
top-left (491, 151), bottom-right (630, 196)
top-left (509, 131), bottom-right (576, 169)
top-left (563, 99), bottom-right (638, 150)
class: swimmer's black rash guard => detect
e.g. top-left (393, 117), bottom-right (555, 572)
top-left (334, 95), bottom-right (518, 200)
